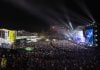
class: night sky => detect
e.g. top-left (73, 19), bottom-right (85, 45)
top-left (0, 0), bottom-right (99, 32)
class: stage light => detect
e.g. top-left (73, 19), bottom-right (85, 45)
top-left (95, 44), bottom-right (98, 46)
top-left (95, 39), bottom-right (98, 42)
top-left (94, 34), bottom-right (98, 37)
top-left (94, 30), bottom-right (97, 32)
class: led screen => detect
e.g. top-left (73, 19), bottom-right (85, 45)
top-left (85, 27), bottom-right (94, 47)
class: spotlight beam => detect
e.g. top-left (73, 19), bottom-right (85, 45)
top-left (58, 5), bottom-right (92, 24)
top-left (46, 9), bottom-right (70, 29)
top-left (74, 0), bottom-right (96, 23)
top-left (66, 16), bottom-right (73, 30)
top-left (3, 0), bottom-right (58, 24)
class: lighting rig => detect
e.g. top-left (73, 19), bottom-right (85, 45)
top-left (93, 22), bottom-right (98, 47)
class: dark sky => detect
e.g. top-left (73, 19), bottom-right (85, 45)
top-left (0, 0), bottom-right (99, 32)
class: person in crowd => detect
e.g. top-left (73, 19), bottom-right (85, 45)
top-left (0, 55), bottom-right (7, 70)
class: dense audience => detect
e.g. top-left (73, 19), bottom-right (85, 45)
top-left (0, 41), bottom-right (99, 70)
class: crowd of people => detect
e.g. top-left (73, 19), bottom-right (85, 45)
top-left (0, 40), bottom-right (99, 70)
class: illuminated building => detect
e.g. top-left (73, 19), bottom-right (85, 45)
top-left (0, 29), bottom-right (16, 48)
